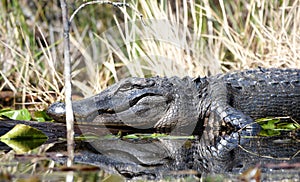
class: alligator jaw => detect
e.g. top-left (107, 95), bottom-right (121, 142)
top-left (46, 94), bottom-right (170, 127)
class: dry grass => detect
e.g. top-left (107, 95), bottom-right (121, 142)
top-left (0, 0), bottom-right (299, 109)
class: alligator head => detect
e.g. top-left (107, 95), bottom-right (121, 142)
top-left (47, 77), bottom-right (200, 132)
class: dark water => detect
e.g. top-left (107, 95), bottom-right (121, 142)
top-left (0, 129), bottom-right (299, 181)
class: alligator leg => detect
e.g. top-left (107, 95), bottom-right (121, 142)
top-left (213, 106), bottom-right (260, 157)
top-left (201, 81), bottom-right (261, 159)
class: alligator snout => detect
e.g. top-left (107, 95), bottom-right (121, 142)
top-left (46, 102), bottom-right (66, 122)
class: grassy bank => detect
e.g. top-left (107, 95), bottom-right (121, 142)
top-left (0, 0), bottom-right (299, 110)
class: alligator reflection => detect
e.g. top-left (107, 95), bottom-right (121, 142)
top-left (75, 130), bottom-right (299, 179)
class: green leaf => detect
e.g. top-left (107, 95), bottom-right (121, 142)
top-left (0, 109), bottom-right (31, 121)
top-left (257, 117), bottom-right (300, 137)
top-left (276, 122), bottom-right (300, 130)
top-left (0, 124), bottom-right (48, 140)
top-left (33, 110), bottom-right (53, 122)
top-left (257, 118), bottom-right (279, 130)
top-left (258, 129), bottom-right (281, 137)
top-left (0, 108), bottom-right (12, 113)
top-left (0, 139), bottom-right (47, 153)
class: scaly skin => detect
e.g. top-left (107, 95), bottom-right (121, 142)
top-left (47, 68), bottom-right (300, 160)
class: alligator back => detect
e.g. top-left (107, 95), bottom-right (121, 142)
top-left (220, 68), bottom-right (300, 122)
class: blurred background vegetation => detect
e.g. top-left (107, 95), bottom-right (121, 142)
top-left (0, 0), bottom-right (299, 111)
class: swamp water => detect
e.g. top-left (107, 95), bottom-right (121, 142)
top-left (0, 120), bottom-right (299, 181)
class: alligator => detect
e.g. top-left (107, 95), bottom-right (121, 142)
top-left (46, 68), bottom-right (300, 174)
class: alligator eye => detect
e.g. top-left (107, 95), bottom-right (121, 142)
top-left (119, 82), bottom-right (132, 91)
